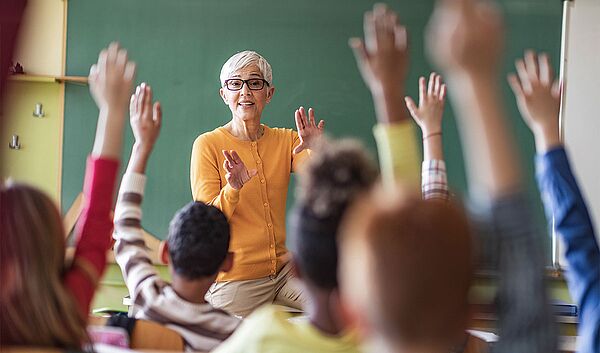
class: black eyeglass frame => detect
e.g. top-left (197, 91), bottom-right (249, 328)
top-left (223, 78), bottom-right (270, 91)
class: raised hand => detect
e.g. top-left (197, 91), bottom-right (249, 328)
top-left (405, 72), bottom-right (447, 136)
top-left (350, 3), bottom-right (410, 124)
top-left (130, 83), bottom-right (162, 152)
top-left (89, 42), bottom-right (136, 159)
top-left (222, 150), bottom-right (258, 190)
top-left (508, 51), bottom-right (561, 152)
top-left (88, 42), bottom-right (136, 113)
top-left (293, 106), bottom-right (325, 154)
top-left (349, 3), bottom-right (408, 94)
top-left (126, 83), bottom-right (162, 174)
top-left (426, 0), bottom-right (504, 77)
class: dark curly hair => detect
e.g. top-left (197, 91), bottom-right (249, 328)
top-left (290, 138), bottom-right (378, 289)
top-left (167, 202), bottom-right (230, 279)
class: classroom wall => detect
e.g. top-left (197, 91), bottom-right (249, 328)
top-left (562, 0), bottom-right (600, 253)
top-left (0, 0), bottom-right (65, 203)
top-left (13, 0), bottom-right (64, 75)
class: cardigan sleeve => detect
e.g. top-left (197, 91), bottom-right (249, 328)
top-left (191, 134), bottom-right (240, 220)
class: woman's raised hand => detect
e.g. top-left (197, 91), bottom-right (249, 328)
top-left (293, 107), bottom-right (325, 154)
top-left (222, 150), bottom-right (258, 190)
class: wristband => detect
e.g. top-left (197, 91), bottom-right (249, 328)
top-left (423, 132), bottom-right (442, 140)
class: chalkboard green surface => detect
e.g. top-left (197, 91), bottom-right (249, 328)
top-left (63, 0), bottom-right (562, 243)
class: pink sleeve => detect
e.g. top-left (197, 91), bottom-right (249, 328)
top-left (63, 156), bottom-right (119, 318)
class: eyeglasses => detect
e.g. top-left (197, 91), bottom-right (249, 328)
top-left (224, 78), bottom-right (270, 91)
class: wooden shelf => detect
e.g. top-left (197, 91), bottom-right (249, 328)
top-left (8, 74), bottom-right (88, 84)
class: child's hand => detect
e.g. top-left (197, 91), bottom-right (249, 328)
top-left (508, 51), bottom-right (561, 139)
top-left (350, 3), bottom-right (408, 94)
top-left (88, 42), bottom-right (136, 113)
top-left (130, 83), bottom-right (162, 154)
top-left (89, 43), bottom-right (136, 159)
top-left (426, 0), bottom-right (504, 77)
top-left (222, 150), bottom-right (257, 190)
top-left (405, 72), bottom-right (446, 136)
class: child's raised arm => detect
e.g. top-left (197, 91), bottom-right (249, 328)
top-left (426, 0), bottom-right (557, 352)
top-left (64, 42), bottom-right (136, 318)
top-left (350, 4), bottom-right (420, 188)
top-left (509, 51), bottom-right (600, 353)
top-left (405, 73), bottom-right (450, 200)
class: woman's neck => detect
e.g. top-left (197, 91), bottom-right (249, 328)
top-left (227, 118), bottom-right (263, 141)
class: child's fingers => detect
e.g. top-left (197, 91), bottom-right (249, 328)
top-left (364, 11), bottom-right (376, 52)
top-left (428, 72), bottom-right (436, 96)
top-left (551, 79), bottom-right (561, 98)
top-left (538, 53), bottom-right (552, 85)
top-left (130, 94), bottom-right (137, 115)
top-left (524, 50), bottom-right (539, 82)
top-left (394, 24), bottom-right (407, 50)
top-left (373, 4), bottom-right (387, 46)
top-left (404, 96), bottom-right (418, 117)
top-left (515, 59), bottom-right (532, 94)
top-left (418, 76), bottom-right (427, 104)
top-left (507, 73), bottom-right (525, 98)
top-left (124, 61), bottom-right (136, 83)
top-left (107, 42), bottom-right (120, 64)
top-left (144, 84), bottom-right (154, 114)
top-left (135, 85), bottom-right (143, 114)
top-left (439, 84), bottom-right (447, 101)
top-left (116, 48), bottom-right (128, 73)
top-left (97, 49), bottom-right (108, 75)
top-left (434, 74), bottom-right (441, 96)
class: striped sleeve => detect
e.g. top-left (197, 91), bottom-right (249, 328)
top-left (113, 172), bottom-right (161, 307)
top-left (422, 159), bottom-right (450, 201)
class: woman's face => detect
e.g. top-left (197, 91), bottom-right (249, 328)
top-left (219, 65), bottom-right (275, 122)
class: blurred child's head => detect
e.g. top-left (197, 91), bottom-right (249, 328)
top-left (339, 186), bottom-right (473, 351)
top-left (164, 202), bottom-right (231, 280)
top-left (0, 182), bottom-right (87, 348)
top-left (290, 138), bottom-right (377, 291)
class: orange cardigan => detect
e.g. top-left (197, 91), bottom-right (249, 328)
top-left (190, 125), bottom-right (309, 281)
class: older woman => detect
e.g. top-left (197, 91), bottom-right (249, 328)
top-left (190, 51), bottom-right (324, 317)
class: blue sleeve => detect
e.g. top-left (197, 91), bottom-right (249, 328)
top-left (536, 147), bottom-right (600, 353)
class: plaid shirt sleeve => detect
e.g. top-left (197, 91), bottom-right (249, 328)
top-left (421, 159), bottom-right (450, 201)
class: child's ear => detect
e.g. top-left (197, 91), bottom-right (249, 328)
top-left (158, 240), bottom-right (169, 265)
top-left (219, 252), bottom-right (234, 272)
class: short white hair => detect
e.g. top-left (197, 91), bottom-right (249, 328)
top-left (219, 50), bottom-right (273, 86)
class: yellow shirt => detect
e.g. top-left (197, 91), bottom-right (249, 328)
top-left (190, 125), bottom-right (309, 281)
top-left (213, 305), bottom-right (362, 353)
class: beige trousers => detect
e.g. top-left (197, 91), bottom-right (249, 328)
top-left (205, 261), bottom-right (307, 317)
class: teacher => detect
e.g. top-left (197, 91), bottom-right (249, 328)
top-left (190, 51), bottom-right (324, 317)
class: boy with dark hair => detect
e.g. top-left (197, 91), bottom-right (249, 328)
top-left (113, 83), bottom-right (240, 352)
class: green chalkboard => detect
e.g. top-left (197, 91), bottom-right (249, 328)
top-left (63, 0), bottom-right (562, 244)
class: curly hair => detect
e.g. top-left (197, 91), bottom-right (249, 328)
top-left (167, 202), bottom-right (230, 279)
top-left (290, 138), bottom-right (378, 289)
